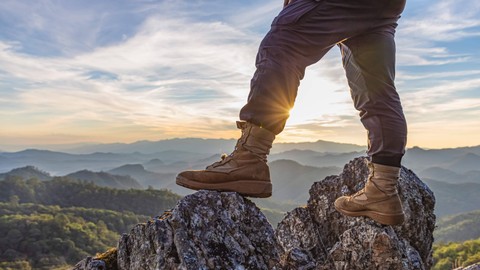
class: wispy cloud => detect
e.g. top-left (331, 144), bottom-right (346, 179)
top-left (0, 0), bottom-right (479, 149)
top-left (0, 8), bottom-right (264, 143)
top-left (397, 0), bottom-right (480, 66)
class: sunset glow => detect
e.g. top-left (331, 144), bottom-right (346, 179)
top-left (1, 0), bottom-right (479, 151)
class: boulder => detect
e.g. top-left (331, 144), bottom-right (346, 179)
top-left (116, 190), bottom-right (280, 269)
top-left (455, 264), bottom-right (480, 270)
top-left (74, 157), bottom-right (436, 270)
top-left (276, 157), bottom-right (436, 269)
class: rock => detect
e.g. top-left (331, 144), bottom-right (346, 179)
top-left (455, 264), bottom-right (480, 270)
top-left (73, 248), bottom-right (117, 270)
top-left (116, 190), bottom-right (280, 269)
top-left (73, 257), bottom-right (107, 270)
top-left (74, 157), bottom-right (436, 270)
top-left (276, 157), bottom-right (436, 269)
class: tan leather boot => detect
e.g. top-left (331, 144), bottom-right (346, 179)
top-left (334, 162), bottom-right (405, 225)
top-left (176, 121), bottom-right (275, 198)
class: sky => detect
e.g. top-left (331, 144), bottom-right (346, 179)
top-left (0, 0), bottom-right (479, 151)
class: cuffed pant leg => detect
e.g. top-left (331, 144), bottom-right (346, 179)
top-left (340, 30), bottom-right (407, 167)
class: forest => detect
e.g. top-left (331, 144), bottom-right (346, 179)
top-left (0, 176), bottom-right (180, 269)
top-left (1, 175), bottom-right (480, 269)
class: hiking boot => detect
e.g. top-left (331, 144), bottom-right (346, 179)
top-left (176, 121), bottom-right (275, 198)
top-left (334, 162), bottom-right (405, 225)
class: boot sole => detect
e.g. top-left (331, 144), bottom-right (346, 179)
top-left (176, 175), bottom-right (272, 198)
top-left (334, 204), bottom-right (405, 226)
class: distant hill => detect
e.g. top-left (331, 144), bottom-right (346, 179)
top-left (108, 164), bottom-right (190, 195)
top-left (65, 138), bottom-right (237, 155)
top-left (66, 170), bottom-right (143, 189)
top-left (0, 165), bottom-right (52, 181)
top-left (425, 179), bottom-right (480, 217)
top-left (270, 150), bottom-right (364, 167)
top-left (447, 153), bottom-right (480, 173)
top-left (403, 147), bottom-right (480, 173)
top-left (62, 138), bottom-right (365, 155)
top-left (419, 167), bottom-right (480, 184)
top-left (1, 142), bottom-right (479, 179)
top-left (435, 210), bottom-right (480, 243)
top-left (269, 159), bottom-right (341, 203)
top-left (0, 149), bottom-right (205, 175)
top-left (0, 176), bottom-right (181, 217)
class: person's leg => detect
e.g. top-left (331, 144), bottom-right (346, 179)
top-left (334, 14), bottom-right (408, 225)
top-left (177, 0), bottom-right (402, 197)
top-left (240, 0), bottom-right (397, 135)
top-left (340, 30), bottom-right (407, 166)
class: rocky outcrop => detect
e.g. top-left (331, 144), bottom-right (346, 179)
top-left (276, 157), bottom-right (436, 269)
top-left (74, 157), bottom-right (436, 270)
top-left (455, 264), bottom-right (480, 270)
top-left (75, 190), bottom-right (280, 270)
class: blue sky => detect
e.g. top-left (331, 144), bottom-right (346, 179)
top-left (0, 0), bottom-right (479, 150)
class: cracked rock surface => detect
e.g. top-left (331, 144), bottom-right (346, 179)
top-left (74, 190), bottom-right (280, 270)
top-left (74, 157), bottom-right (436, 270)
top-left (276, 157), bottom-right (436, 270)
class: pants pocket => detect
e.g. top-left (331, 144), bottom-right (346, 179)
top-left (272, 0), bottom-right (321, 26)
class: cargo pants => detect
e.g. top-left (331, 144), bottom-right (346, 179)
top-left (239, 0), bottom-right (408, 167)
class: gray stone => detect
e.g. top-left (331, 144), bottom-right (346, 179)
top-left (74, 157), bottom-right (436, 270)
top-left (456, 264), bottom-right (480, 270)
top-left (275, 157), bottom-right (436, 269)
top-left (73, 257), bottom-right (107, 270)
top-left (117, 191), bottom-right (280, 270)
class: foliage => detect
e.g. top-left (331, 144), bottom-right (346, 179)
top-left (0, 176), bottom-right (182, 269)
top-left (435, 210), bottom-right (480, 243)
top-left (0, 176), bottom-right (181, 217)
top-left (94, 248), bottom-right (118, 270)
top-left (432, 238), bottom-right (480, 270)
top-left (0, 202), bottom-right (147, 270)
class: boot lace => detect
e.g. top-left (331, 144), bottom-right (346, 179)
top-left (207, 128), bottom-right (247, 169)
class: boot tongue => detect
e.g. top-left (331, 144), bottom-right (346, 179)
top-left (236, 120), bottom-right (247, 129)
top-left (370, 165), bottom-right (400, 196)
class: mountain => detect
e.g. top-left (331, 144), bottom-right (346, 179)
top-left (0, 176), bottom-right (181, 218)
top-left (0, 149), bottom-right (206, 175)
top-left (446, 153), bottom-right (480, 174)
top-left (269, 149), bottom-right (364, 167)
top-left (108, 164), bottom-right (190, 195)
top-left (269, 159), bottom-right (341, 203)
top-left (0, 202), bottom-right (148, 270)
top-left (66, 170), bottom-right (143, 189)
top-left (65, 138), bottom-right (237, 154)
top-left (2, 142), bottom-right (479, 180)
top-left (434, 210), bottom-right (480, 243)
top-left (73, 157), bottom-right (436, 270)
top-left (419, 167), bottom-right (480, 184)
top-left (0, 165), bottom-right (52, 181)
top-left (63, 138), bottom-right (365, 155)
top-left (271, 139), bottom-right (365, 153)
top-left (403, 146), bottom-right (480, 173)
top-left (424, 179), bottom-right (480, 218)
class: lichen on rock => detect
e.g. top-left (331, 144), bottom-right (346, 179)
top-left (276, 157), bottom-right (436, 270)
top-left (74, 157), bottom-right (436, 270)
top-left (117, 190), bottom-right (280, 270)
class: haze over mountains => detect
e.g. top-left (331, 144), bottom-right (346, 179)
top-left (1, 138), bottom-right (480, 218)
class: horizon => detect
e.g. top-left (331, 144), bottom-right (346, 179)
top-left (1, 0), bottom-right (479, 150)
top-left (1, 136), bottom-right (479, 153)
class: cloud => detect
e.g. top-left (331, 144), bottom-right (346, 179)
top-left (0, 0), bottom-right (479, 148)
top-left (396, 0), bottom-right (480, 66)
top-left (0, 8), bottom-right (266, 142)
top-left (401, 0), bottom-right (480, 41)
